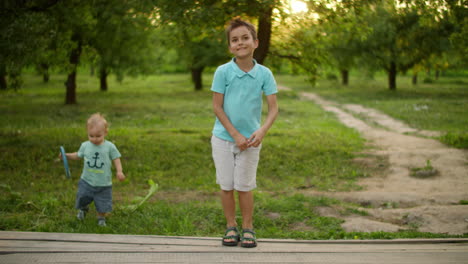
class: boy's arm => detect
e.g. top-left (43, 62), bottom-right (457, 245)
top-left (212, 92), bottom-right (249, 151)
top-left (248, 94), bottom-right (278, 148)
top-left (113, 158), bottom-right (125, 181)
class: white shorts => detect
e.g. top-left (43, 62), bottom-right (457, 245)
top-left (211, 135), bottom-right (262, 192)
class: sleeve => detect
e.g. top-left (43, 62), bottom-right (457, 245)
top-left (211, 67), bottom-right (226, 94)
top-left (109, 143), bottom-right (121, 160)
top-left (262, 68), bottom-right (278, 96)
top-left (77, 142), bottom-right (86, 158)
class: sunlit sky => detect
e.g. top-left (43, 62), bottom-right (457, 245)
top-left (290, 0), bottom-right (308, 13)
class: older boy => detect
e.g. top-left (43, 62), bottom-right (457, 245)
top-left (211, 18), bottom-right (278, 248)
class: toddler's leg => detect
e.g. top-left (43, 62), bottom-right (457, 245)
top-left (97, 213), bottom-right (107, 226)
top-left (94, 186), bottom-right (112, 227)
top-left (75, 180), bottom-right (93, 220)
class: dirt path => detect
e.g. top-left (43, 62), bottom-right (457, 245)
top-left (281, 86), bottom-right (468, 235)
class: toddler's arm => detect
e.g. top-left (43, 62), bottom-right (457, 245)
top-left (59, 152), bottom-right (80, 160)
top-left (113, 158), bottom-right (125, 181)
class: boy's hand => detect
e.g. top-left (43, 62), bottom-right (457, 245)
top-left (247, 129), bottom-right (266, 148)
top-left (234, 134), bottom-right (249, 151)
top-left (116, 171), bottom-right (125, 182)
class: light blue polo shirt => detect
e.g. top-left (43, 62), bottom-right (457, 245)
top-left (211, 58), bottom-right (277, 142)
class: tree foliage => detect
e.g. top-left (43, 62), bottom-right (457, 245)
top-left (272, 0), bottom-right (465, 90)
top-left (154, 0), bottom-right (229, 90)
top-left (1, 0), bottom-right (159, 103)
top-left (154, 0), bottom-right (283, 90)
top-left (0, 0), bottom-right (62, 90)
top-left (91, 0), bottom-right (158, 91)
top-left (1, 0), bottom-right (465, 96)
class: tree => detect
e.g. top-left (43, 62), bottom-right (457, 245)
top-left (0, 0), bottom-right (60, 90)
top-left (313, 0), bottom-right (373, 85)
top-left (155, 0), bottom-right (283, 90)
top-left (155, 0), bottom-right (229, 90)
top-left (0, 0), bottom-right (95, 102)
top-left (91, 0), bottom-right (157, 91)
top-left (270, 0), bottom-right (375, 85)
top-left (253, 3), bottom-right (274, 65)
top-left (1, 0), bottom-right (160, 103)
top-left (51, 1), bottom-right (97, 104)
top-left (359, 0), bottom-right (453, 90)
top-left (444, 0), bottom-right (467, 67)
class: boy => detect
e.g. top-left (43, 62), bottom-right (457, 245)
top-left (60, 113), bottom-right (125, 226)
top-left (211, 18), bottom-right (278, 248)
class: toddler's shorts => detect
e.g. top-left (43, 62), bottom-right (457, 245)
top-left (75, 179), bottom-right (112, 213)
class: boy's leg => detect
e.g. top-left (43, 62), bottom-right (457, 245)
top-left (238, 190), bottom-right (255, 245)
top-left (238, 190), bottom-right (254, 229)
top-left (221, 190), bottom-right (238, 242)
top-left (233, 146), bottom-right (261, 246)
top-left (212, 136), bottom-right (239, 241)
top-left (221, 190), bottom-right (237, 227)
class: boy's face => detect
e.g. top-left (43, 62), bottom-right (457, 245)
top-left (229, 26), bottom-right (258, 59)
top-left (87, 124), bottom-right (107, 146)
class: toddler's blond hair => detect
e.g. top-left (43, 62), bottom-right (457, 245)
top-left (87, 113), bottom-right (108, 130)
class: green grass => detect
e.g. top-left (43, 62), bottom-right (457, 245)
top-left (0, 72), bottom-right (465, 239)
top-left (276, 72), bottom-right (468, 148)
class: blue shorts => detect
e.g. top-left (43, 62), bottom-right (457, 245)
top-left (75, 179), bottom-right (112, 213)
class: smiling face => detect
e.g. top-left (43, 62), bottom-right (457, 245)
top-left (228, 25), bottom-right (259, 59)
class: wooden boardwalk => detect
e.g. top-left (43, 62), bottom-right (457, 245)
top-left (1, 231), bottom-right (467, 263)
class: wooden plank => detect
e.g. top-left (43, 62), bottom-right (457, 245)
top-left (2, 231), bottom-right (467, 245)
top-left (0, 231), bottom-right (217, 245)
top-left (1, 252), bottom-right (468, 264)
top-left (1, 231), bottom-right (467, 264)
top-left (1, 239), bottom-right (467, 253)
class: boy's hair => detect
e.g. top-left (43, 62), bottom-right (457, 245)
top-left (226, 18), bottom-right (257, 45)
top-left (87, 113), bottom-right (108, 130)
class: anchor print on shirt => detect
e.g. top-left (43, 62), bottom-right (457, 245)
top-left (87, 152), bottom-right (104, 169)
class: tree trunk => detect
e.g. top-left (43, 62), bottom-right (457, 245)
top-left (435, 70), bottom-right (440, 80)
top-left (253, 7), bottom-right (272, 65)
top-left (39, 63), bottom-right (49, 83)
top-left (65, 36), bottom-right (82, 104)
top-left (65, 71), bottom-right (77, 104)
top-left (341, 69), bottom-right (349, 86)
top-left (100, 67), bottom-right (108, 91)
top-left (191, 67), bottom-right (204, 91)
top-left (43, 73), bottom-right (49, 83)
top-left (0, 65), bottom-right (6, 90)
top-left (388, 61), bottom-right (397, 90)
top-left (412, 73), bottom-right (418, 85)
